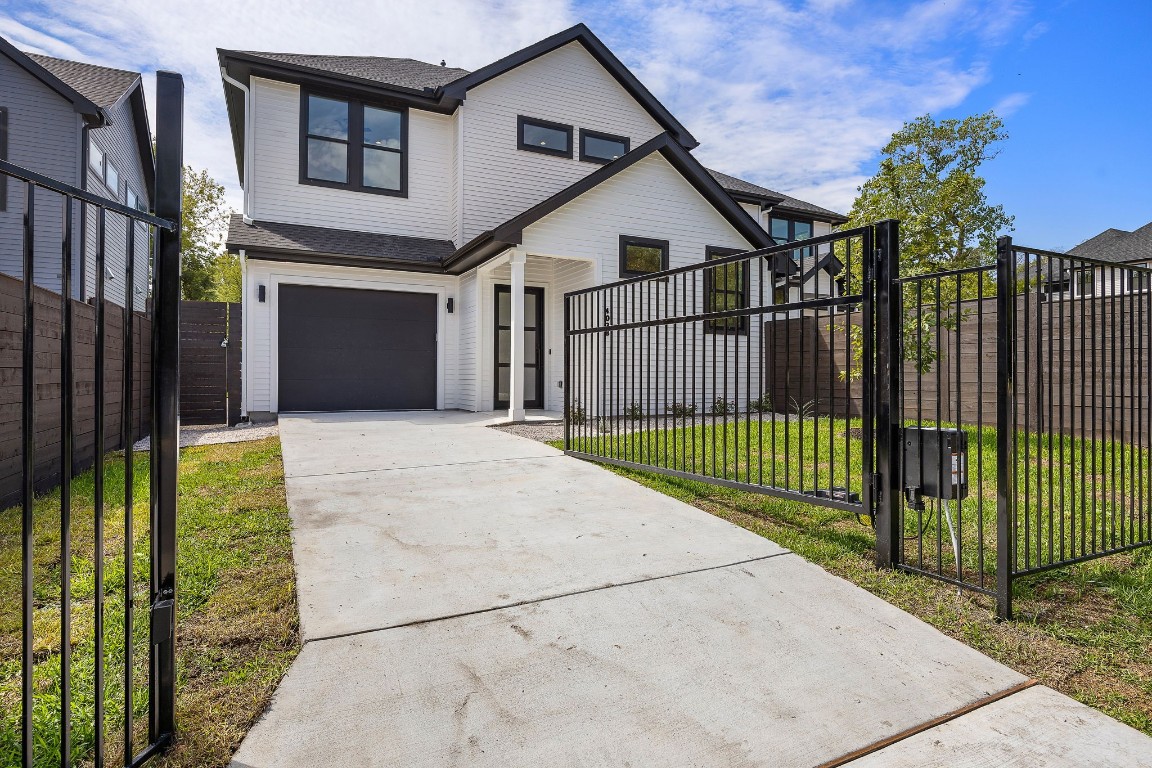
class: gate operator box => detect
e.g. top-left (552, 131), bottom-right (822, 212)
top-left (903, 427), bottom-right (969, 501)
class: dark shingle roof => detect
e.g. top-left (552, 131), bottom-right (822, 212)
top-left (706, 168), bottom-right (848, 223)
top-left (227, 215), bottom-right (455, 267)
top-left (25, 53), bottom-right (139, 108)
top-left (1069, 223), bottom-right (1152, 264)
top-left (235, 51), bottom-right (469, 91)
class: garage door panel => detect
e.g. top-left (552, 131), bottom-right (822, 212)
top-left (278, 285), bottom-right (438, 412)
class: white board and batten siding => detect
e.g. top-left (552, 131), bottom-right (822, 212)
top-left (459, 42), bottom-right (664, 243)
top-left (248, 77), bottom-right (456, 242)
top-left (242, 259), bottom-right (463, 414)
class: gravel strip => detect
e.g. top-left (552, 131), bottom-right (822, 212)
top-left (133, 422), bottom-right (279, 450)
top-left (491, 412), bottom-right (800, 445)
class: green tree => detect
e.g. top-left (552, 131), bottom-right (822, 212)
top-left (837, 112), bottom-right (1014, 374)
top-left (180, 167), bottom-right (232, 300)
top-left (845, 111), bottom-right (1014, 274)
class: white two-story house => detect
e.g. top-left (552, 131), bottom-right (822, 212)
top-left (219, 24), bottom-right (845, 420)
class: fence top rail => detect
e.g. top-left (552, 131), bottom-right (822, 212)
top-left (894, 263), bottom-right (995, 283)
top-left (0, 158), bottom-right (177, 231)
top-left (1011, 241), bottom-right (1152, 273)
top-left (563, 224), bottom-right (877, 299)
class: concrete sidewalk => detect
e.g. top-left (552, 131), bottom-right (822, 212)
top-left (232, 411), bottom-right (1152, 767)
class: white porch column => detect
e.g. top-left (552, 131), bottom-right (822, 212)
top-left (508, 249), bottom-right (527, 422)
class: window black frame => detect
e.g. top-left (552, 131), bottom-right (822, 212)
top-left (619, 235), bottom-right (670, 278)
top-left (768, 214), bottom-right (815, 244)
top-left (299, 89), bottom-right (408, 197)
top-left (0, 108), bottom-right (7, 211)
top-left (703, 246), bottom-right (750, 335)
top-left (579, 128), bottom-right (629, 164)
top-left (517, 115), bottom-right (573, 158)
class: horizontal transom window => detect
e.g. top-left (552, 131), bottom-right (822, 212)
top-left (619, 235), bottom-right (669, 278)
top-left (301, 92), bottom-right (406, 196)
top-left (580, 129), bottom-right (629, 164)
top-left (518, 116), bottom-right (573, 158)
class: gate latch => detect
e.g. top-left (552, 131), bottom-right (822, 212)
top-left (151, 598), bottom-right (175, 646)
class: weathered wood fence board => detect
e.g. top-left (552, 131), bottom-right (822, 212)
top-left (0, 273), bottom-right (151, 508)
top-left (765, 293), bottom-right (1152, 444)
top-left (179, 300), bottom-right (241, 425)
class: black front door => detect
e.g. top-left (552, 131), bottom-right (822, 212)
top-left (495, 285), bottom-right (545, 409)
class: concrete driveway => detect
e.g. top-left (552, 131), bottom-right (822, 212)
top-left (232, 411), bottom-right (1152, 767)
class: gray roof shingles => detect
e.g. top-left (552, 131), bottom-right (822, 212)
top-left (226, 215), bottom-right (456, 265)
top-left (235, 51), bottom-right (469, 91)
top-left (706, 168), bottom-right (847, 222)
top-left (1069, 223), bottom-right (1152, 264)
top-left (25, 53), bottom-right (139, 108)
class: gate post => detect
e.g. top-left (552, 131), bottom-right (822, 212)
top-left (874, 220), bottom-right (902, 569)
top-left (150, 70), bottom-right (183, 746)
top-left (995, 236), bottom-right (1016, 620)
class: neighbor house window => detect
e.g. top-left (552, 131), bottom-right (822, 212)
top-left (104, 161), bottom-right (119, 195)
top-left (89, 137), bottom-right (104, 176)
top-left (769, 216), bottom-right (813, 245)
top-left (0, 108), bottom-right (7, 211)
top-left (127, 188), bottom-right (148, 212)
top-left (704, 246), bottom-right (749, 334)
top-left (518, 116), bottom-right (572, 158)
top-left (579, 129), bottom-right (628, 163)
top-left (619, 235), bottom-right (669, 278)
top-left (301, 92), bottom-right (406, 195)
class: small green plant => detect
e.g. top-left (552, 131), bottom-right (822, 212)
top-left (625, 402), bottom-right (645, 420)
top-left (789, 397), bottom-right (816, 420)
top-left (709, 397), bottom-right (735, 416)
top-left (567, 400), bottom-right (587, 425)
top-left (748, 394), bottom-right (773, 413)
top-left (665, 402), bottom-right (697, 418)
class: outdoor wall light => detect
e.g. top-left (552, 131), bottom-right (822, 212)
top-left (447, 297), bottom-right (454, 313)
top-left (258, 285), bottom-right (266, 302)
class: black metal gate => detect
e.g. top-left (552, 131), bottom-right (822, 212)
top-left (4, 72), bottom-right (183, 767)
top-left (565, 220), bottom-right (1152, 620)
top-left (563, 222), bottom-right (896, 522)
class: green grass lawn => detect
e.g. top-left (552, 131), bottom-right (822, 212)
top-left (559, 418), bottom-right (1152, 735)
top-left (0, 437), bottom-right (298, 768)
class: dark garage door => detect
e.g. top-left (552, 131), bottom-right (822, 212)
top-left (278, 285), bottom-right (437, 411)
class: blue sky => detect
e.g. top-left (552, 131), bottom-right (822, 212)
top-left (2, 0), bottom-right (1147, 251)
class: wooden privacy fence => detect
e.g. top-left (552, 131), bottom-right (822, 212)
top-left (179, 300), bottom-right (241, 425)
top-left (0, 272), bottom-right (151, 509)
top-left (764, 292), bottom-right (1151, 443)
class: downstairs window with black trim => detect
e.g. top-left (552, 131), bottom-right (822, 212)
top-left (619, 235), bottom-right (669, 278)
top-left (704, 246), bottom-right (749, 334)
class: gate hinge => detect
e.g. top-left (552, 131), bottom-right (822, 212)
top-left (151, 597), bottom-right (175, 646)
top-left (870, 473), bottom-right (882, 505)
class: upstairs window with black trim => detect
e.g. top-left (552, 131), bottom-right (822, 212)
top-left (0, 108), bottom-right (7, 212)
top-left (619, 235), bottom-right (669, 278)
top-left (580, 129), bottom-right (628, 163)
top-left (769, 215), bottom-right (813, 245)
top-left (518, 116), bottom-right (572, 158)
top-left (704, 246), bottom-right (749, 334)
top-left (302, 92), bottom-right (406, 195)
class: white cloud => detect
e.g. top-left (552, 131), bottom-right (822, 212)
top-left (993, 91), bottom-right (1031, 116)
top-left (587, 0), bottom-right (1026, 213)
top-left (3, 0), bottom-right (1029, 217)
top-left (3, 0), bottom-right (576, 209)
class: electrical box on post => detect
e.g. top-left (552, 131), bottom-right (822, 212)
top-left (903, 427), bottom-right (969, 502)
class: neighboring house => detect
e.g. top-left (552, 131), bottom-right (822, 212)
top-left (705, 169), bottom-right (848, 306)
top-left (219, 23), bottom-right (845, 420)
top-left (0, 36), bottom-right (153, 308)
top-left (1044, 222), bottom-right (1152, 298)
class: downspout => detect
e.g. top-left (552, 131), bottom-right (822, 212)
top-left (219, 68), bottom-right (254, 224)
top-left (239, 248), bottom-right (249, 419)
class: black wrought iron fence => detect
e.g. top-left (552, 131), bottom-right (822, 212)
top-left (563, 223), bottom-right (897, 520)
top-left (2, 72), bottom-right (183, 768)
top-left (996, 238), bottom-right (1152, 618)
